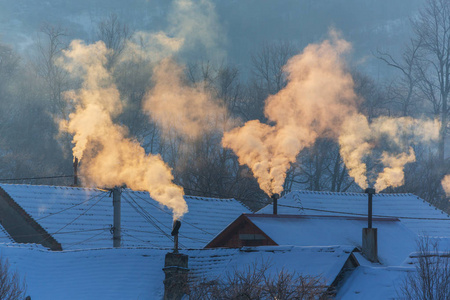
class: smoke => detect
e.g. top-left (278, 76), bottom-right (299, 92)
top-left (143, 58), bottom-right (228, 139)
top-left (122, 0), bottom-right (224, 63)
top-left (58, 40), bottom-right (187, 219)
top-left (223, 31), bottom-right (358, 196)
top-left (375, 148), bottom-right (416, 191)
top-left (223, 30), bottom-right (440, 195)
top-left (442, 175), bottom-right (450, 196)
top-left (339, 116), bottom-right (440, 191)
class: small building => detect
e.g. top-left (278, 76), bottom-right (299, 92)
top-left (0, 184), bottom-right (251, 250)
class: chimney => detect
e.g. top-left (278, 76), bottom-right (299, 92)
top-left (272, 193), bottom-right (279, 215)
top-left (362, 188), bottom-right (378, 262)
top-left (112, 187), bottom-right (121, 248)
top-left (163, 220), bottom-right (189, 300)
top-left (73, 157), bottom-right (78, 186)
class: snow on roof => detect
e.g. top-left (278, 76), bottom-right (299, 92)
top-left (336, 266), bottom-right (413, 299)
top-left (0, 184), bottom-right (251, 250)
top-left (258, 190), bottom-right (450, 237)
top-left (0, 244), bottom-right (355, 300)
top-left (188, 245), bottom-right (356, 286)
top-left (0, 244), bottom-right (167, 300)
top-left (246, 214), bottom-right (417, 266)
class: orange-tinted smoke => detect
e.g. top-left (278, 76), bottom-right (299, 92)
top-left (339, 116), bottom-right (440, 191)
top-left (58, 40), bottom-right (187, 219)
top-left (223, 31), bottom-right (358, 196)
top-left (143, 58), bottom-right (228, 139)
top-left (442, 175), bottom-right (450, 196)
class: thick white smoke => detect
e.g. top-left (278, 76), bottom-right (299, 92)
top-left (223, 31), bottom-right (358, 196)
top-left (339, 116), bottom-right (440, 191)
top-left (58, 40), bottom-right (187, 219)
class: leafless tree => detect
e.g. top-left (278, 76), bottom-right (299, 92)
top-left (398, 237), bottom-right (450, 300)
top-left (0, 257), bottom-right (27, 300)
top-left (189, 262), bottom-right (327, 300)
top-left (412, 0), bottom-right (450, 164)
top-left (33, 23), bottom-right (70, 119)
top-left (96, 13), bottom-right (132, 68)
top-left (376, 39), bottom-right (422, 117)
top-left (251, 41), bottom-right (297, 95)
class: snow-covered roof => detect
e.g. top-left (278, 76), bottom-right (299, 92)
top-left (245, 214), bottom-right (417, 265)
top-left (0, 243), bottom-right (168, 300)
top-left (336, 265), bottom-right (412, 299)
top-left (258, 190), bottom-right (450, 237)
top-left (0, 243), bottom-right (356, 300)
top-left (189, 245), bottom-right (356, 286)
top-left (0, 184), bottom-right (251, 250)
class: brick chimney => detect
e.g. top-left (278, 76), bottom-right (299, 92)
top-left (163, 220), bottom-right (189, 300)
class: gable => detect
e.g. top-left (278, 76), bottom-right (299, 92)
top-left (205, 214), bottom-right (277, 248)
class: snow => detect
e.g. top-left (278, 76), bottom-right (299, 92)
top-left (0, 243), bottom-right (356, 300)
top-left (246, 214), bottom-right (417, 266)
top-left (0, 184), bottom-right (251, 250)
top-left (259, 190), bottom-right (450, 237)
top-left (0, 244), bottom-right (167, 300)
top-left (336, 266), bottom-right (413, 299)
top-left (189, 245), bottom-right (355, 286)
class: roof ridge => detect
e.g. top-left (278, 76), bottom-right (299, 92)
top-left (290, 190), bottom-right (420, 198)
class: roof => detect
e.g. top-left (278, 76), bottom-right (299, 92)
top-left (189, 245), bottom-right (357, 286)
top-left (0, 243), bottom-right (167, 300)
top-left (258, 190), bottom-right (450, 237)
top-left (0, 243), bottom-right (356, 300)
top-left (336, 265), bottom-right (413, 299)
top-left (0, 184), bottom-right (251, 250)
top-left (245, 214), bottom-right (417, 265)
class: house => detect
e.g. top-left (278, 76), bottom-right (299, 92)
top-left (0, 187), bottom-right (447, 299)
top-left (205, 213), bottom-right (417, 265)
top-left (202, 190), bottom-right (450, 299)
top-left (258, 190), bottom-right (450, 237)
top-left (0, 242), bottom-right (359, 300)
top-left (0, 184), bottom-right (252, 250)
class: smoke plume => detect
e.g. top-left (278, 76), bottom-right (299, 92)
top-left (339, 116), bottom-right (440, 191)
top-left (442, 175), bottom-right (450, 196)
top-left (122, 0), bottom-right (224, 63)
top-left (58, 40), bottom-right (188, 219)
top-left (143, 58), bottom-right (228, 139)
top-left (223, 32), bottom-right (358, 196)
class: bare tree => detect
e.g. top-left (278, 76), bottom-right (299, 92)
top-left (96, 13), bottom-right (132, 68)
top-left (376, 38), bottom-right (422, 117)
top-left (412, 0), bottom-right (450, 164)
top-left (33, 23), bottom-right (70, 119)
top-left (189, 262), bottom-right (326, 300)
top-left (0, 257), bottom-right (27, 300)
top-left (251, 41), bottom-right (296, 95)
top-left (399, 237), bottom-right (450, 300)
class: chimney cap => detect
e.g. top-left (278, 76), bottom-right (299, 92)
top-left (364, 188), bottom-right (376, 194)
